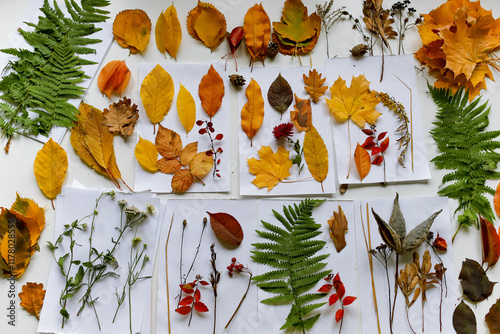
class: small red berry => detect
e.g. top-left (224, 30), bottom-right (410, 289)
top-left (232, 257), bottom-right (237, 262)
top-left (207, 121), bottom-right (213, 127)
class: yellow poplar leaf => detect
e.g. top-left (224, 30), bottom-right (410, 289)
top-left (180, 142), bottom-right (198, 166)
top-left (171, 169), bottom-right (194, 192)
top-left (113, 9), bottom-right (152, 54)
top-left (247, 146), bottom-right (293, 191)
top-left (19, 282), bottom-right (45, 320)
top-left (290, 94), bottom-right (312, 132)
top-left (354, 143), bottom-right (371, 181)
top-left (189, 151), bottom-right (213, 178)
top-left (141, 65), bottom-right (175, 128)
top-left (155, 125), bottom-right (182, 160)
top-left (303, 69), bottom-right (327, 103)
top-left (244, 4), bottom-right (271, 64)
top-left (198, 65), bottom-right (224, 119)
top-left (304, 126), bottom-right (329, 191)
top-left (155, 5), bottom-right (182, 59)
top-left (34, 138), bottom-right (67, 203)
top-left (80, 103), bottom-right (114, 170)
top-left (0, 210), bottom-right (33, 278)
top-left (10, 194), bottom-right (45, 248)
top-left (326, 75), bottom-right (381, 128)
top-left (135, 137), bottom-right (158, 173)
top-left (177, 84), bottom-right (196, 136)
top-left (241, 79), bottom-right (264, 146)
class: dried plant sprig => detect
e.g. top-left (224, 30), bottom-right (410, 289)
top-left (209, 244), bottom-right (221, 334)
top-left (175, 274), bottom-right (210, 325)
top-left (197, 120), bottom-right (224, 179)
top-left (316, 1), bottom-right (346, 58)
top-left (225, 257), bottom-right (253, 329)
top-left (370, 243), bottom-right (393, 332)
top-left (413, 250), bottom-right (433, 332)
top-left (397, 261), bottom-right (419, 334)
top-left (390, 0), bottom-right (421, 55)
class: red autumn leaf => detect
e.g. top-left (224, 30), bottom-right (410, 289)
top-left (194, 301), bottom-right (209, 312)
top-left (371, 147), bottom-right (381, 155)
top-left (336, 283), bottom-right (346, 299)
top-left (318, 284), bottom-right (333, 293)
top-left (215, 133), bottom-right (223, 140)
top-left (362, 129), bottom-right (374, 135)
top-left (179, 296), bottom-right (194, 306)
top-left (207, 211), bottom-right (244, 245)
top-left (362, 136), bottom-right (374, 146)
top-left (380, 137), bottom-right (389, 152)
top-left (333, 273), bottom-right (341, 284)
top-left (329, 293), bottom-right (339, 306)
top-left (378, 132), bottom-right (387, 140)
top-left (199, 280), bottom-right (210, 286)
top-left (194, 289), bottom-right (201, 302)
top-left (175, 306), bottom-right (192, 315)
top-left (335, 309), bottom-right (344, 323)
top-left (372, 155), bottom-right (384, 165)
top-left (180, 283), bottom-right (194, 294)
top-left (229, 26), bottom-right (244, 52)
top-left (343, 296), bottom-right (357, 306)
top-left (480, 216), bottom-right (500, 268)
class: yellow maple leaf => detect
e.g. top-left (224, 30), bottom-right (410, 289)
top-left (247, 146), bottom-right (293, 191)
top-left (19, 282), bottom-right (45, 320)
top-left (155, 5), bottom-right (182, 59)
top-left (140, 65), bottom-right (175, 132)
top-left (135, 137), bottom-right (159, 173)
top-left (304, 126), bottom-right (329, 192)
top-left (177, 84), bottom-right (196, 136)
top-left (113, 9), bottom-right (151, 54)
top-left (33, 139), bottom-right (67, 208)
top-left (241, 79), bottom-right (264, 146)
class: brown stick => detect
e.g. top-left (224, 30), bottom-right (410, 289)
top-left (165, 210), bottom-right (176, 334)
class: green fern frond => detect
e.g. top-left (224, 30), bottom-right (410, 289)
top-left (0, 0), bottom-right (109, 142)
top-left (429, 84), bottom-right (500, 239)
top-left (252, 199), bottom-right (329, 333)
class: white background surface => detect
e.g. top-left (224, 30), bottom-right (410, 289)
top-left (0, 0), bottom-right (499, 333)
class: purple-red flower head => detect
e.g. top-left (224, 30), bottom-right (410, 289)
top-left (273, 122), bottom-right (294, 141)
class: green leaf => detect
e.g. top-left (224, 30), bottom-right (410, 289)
top-left (459, 258), bottom-right (496, 303)
top-left (453, 301), bottom-right (476, 334)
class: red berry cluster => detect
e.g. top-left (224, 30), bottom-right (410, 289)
top-left (227, 257), bottom-right (248, 277)
top-left (196, 119), bottom-right (224, 178)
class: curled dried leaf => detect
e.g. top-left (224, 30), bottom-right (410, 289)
top-left (102, 97), bottom-right (139, 137)
top-left (97, 60), bottom-right (131, 99)
top-left (290, 94), bottom-right (312, 132)
top-left (113, 9), bottom-right (151, 54)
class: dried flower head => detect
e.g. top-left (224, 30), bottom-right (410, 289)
top-left (131, 236), bottom-right (142, 246)
top-left (432, 233), bottom-right (447, 252)
top-left (145, 204), bottom-right (155, 215)
top-left (272, 122), bottom-right (294, 141)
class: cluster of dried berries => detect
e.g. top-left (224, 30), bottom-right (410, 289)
top-left (227, 257), bottom-right (249, 277)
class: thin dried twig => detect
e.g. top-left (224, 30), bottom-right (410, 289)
top-left (165, 210), bottom-right (176, 334)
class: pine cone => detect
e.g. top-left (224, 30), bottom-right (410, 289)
top-left (350, 44), bottom-right (368, 57)
top-left (267, 41), bottom-right (279, 58)
top-left (229, 74), bottom-right (245, 87)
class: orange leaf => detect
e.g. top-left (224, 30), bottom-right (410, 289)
top-left (343, 296), bottom-right (357, 306)
top-left (102, 97), bottom-right (139, 137)
top-left (327, 205), bottom-right (348, 253)
top-left (480, 216), bottom-right (500, 269)
top-left (97, 60), bottom-right (131, 99)
top-left (354, 143), bottom-right (371, 181)
top-left (241, 79), bottom-right (264, 146)
top-left (198, 65), bottom-right (224, 119)
top-left (171, 169), bottom-right (194, 192)
top-left (187, 2), bottom-right (226, 51)
top-left (156, 125), bottom-right (182, 160)
top-left (207, 212), bottom-right (244, 245)
top-left (244, 4), bottom-right (271, 67)
top-left (335, 309), bottom-right (344, 323)
top-left (19, 282), bottom-right (45, 320)
top-left (493, 181), bottom-right (500, 217)
top-left (113, 10), bottom-right (151, 54)
top-left (158, 158), bottom-right (181, 174)
top-left (303, 69), bottom-right (327, 103)
top-left (290, 94), bottom-right (312, 132)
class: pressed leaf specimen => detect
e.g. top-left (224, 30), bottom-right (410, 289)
top-left (327, 205), bottom-right (348, 253)
top-left (244, 4), bottom-right (271, 69)
top-left (303, 126), bottom-right (329, 192)
top-left (247, 146), bottom-right (293, 191)
top-left (97, 60), bottom-right (131, 99)
top-left (429, 86), bottom-right (500, 240)
top-left (0, 0), bottom-right (110, 149)
top-left (206, 211), bottom-right (243, 245)
top-left (113, 9), bottom-right (151, 54)
top-left (102, 97), bottom-right (139, 137)
top-left (198, 65), bottom-right (224, 120)
top-left (485, 298), bottom-right (500, 334)
top-left (19, 282), bottom-right (45, 320)
top-left (459, 258), bottom-right (496, 303)
top-left (241, 79), bottom-right (264, 146)
top-left (291, 94), bottom-right (312, 132)
top-left (453, 300), bottom-right (477, 334)
top-left (187, 1), bottom-right (226, 52)
top-left (361, 125), bottom-right (389, 184)
top-left (155, 5), bottom-right (182, 59)
top-left (267, 73), bottom-right (293, 119)
top-left (480, 216), bottom-right (500, 270)
top-left (252, 199), bottom-right (330, 333)
top-left (354, 143), bottom-right (371, 181)
top-left (303, 69), bottom-right (327, 103)
top-left (221, 27), bottom-right (244, 71)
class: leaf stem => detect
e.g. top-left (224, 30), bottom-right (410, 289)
top-left (225, 272), bottom-right (252, 329)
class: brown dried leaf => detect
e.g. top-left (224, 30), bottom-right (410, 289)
top-left (267, 73), bottom-right (293, 116)
top-left (327, 205), bottom-right (348, 252)
top-left (453, 300), bottom-right (477, 334)
top-left (486, 298), bottom-right (500, 334)
top-left (207, 211), bottom-right (244, 245)
top-left (303, 69), bottom-right (327, 103)
top-left (290, 94), bottom-right (312, 132)
top-left (102, 97), bottom-right (139, 137)
top-left (459, 258), bottom-right (497, 303)
top-left (19, 282), bottom-right (45, 320)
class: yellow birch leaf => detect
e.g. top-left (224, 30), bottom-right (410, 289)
top-left (34, 138), bottom-right (67, 202)
top-left (354, 143), bottom-right (371, 181)
top-left (303, 69), bottom-right (327, 103)
top-left (194, 9), bottom-right (226, 51)
top-left (80, 103), bottom-right (114, 170)
top-left (10, 194), bottom-right (45, 248)
top-left (19, 282), bottom-right (46, 320)
top-left (113, 9), bottom-right (151, 54)
top-left (177, 83), bottom-right (196, 136)
top-left (290, 94), bottom-right (312, 132)
top-left (155, 5), bottom-right (182, 59)
top-left (198, 65), bottom-right (224, 119)
top-left (247, 146), bottom-right (293, 191)
top-left (244, 4), bottom-right (271, 66)
top-left (241, 79), bottom-right (264, 146)
top-left (135, 137), bottom-right (158, 173)
top-left (303, 126), bottom-right (328, 191)
top-left (141, 65), bottom-right (175, 129)
top-left (70, 124), bottom-right (107, 176)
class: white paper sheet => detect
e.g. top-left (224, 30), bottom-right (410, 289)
top-left (256, 199), bottom-right (359, 334)
top-left (354, 195), bottom-right (456, 334)
top-left (134, 62), bottom-right (231, 193)
top-left (237, 66), bottom-right (336, 196)
top-left (38, 187), bottom-right (162, 334)
top-left (326, 55), bottom-right (431, 185)
top-left (155, 199), bottom-right (258, 334)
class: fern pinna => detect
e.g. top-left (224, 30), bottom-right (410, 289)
top-left (429, 84), bottom-right (500, 239)
top-left (252, 199), bottom-right (330, 333)
top-left (0, 0), bottom-right (109, 145)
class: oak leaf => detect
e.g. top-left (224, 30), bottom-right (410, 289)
top-left (207, 211), bottom-right (244, 245)
top-left (247, 145), bottom-right (292, 191)
top-left (241, 79), bottom-right (264, 146)
top-left (187, 2), bottom-right (226, 51)
top-left (135, 137), bottom-right (159, 173)
top-left (290, 94), bottom-right (312, 132)
top-left (155, 5), bottom-right (182, 59)
top-left (354, 143), bottom-right (371, 181)
top-left (267, 73), bottom-right (293, 118)
top-left (303, 69), bottom-right (327, 103)
top-left (303, 126), bottom-right (328, 192)
top-left (19, 282), bottom-right (45, 320)
top-left (97, 60), bottom-right (131, 99)
top-left (33, 139), bottom-right (67, 207)
top-left (140, 64), bottom-right (175, 132)
top-left (480, 216), bottom-right (500, 269)
top-left (177, 84), bottom-right (196, 136)
top-left (198, 65), bottom-right (224, 119)
top-left (113, 9), bottom-right (151, 54)
top-left (102, 97), bottom-right (139, 137)
top-left (244, 4), bottom-right (271, 68)
top-left (327, 205), bottom-right (348, 252)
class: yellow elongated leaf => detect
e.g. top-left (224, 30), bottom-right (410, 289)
top-left (80, 103), bottom-right (114, 170)
top-left (141, 65), bottom-right (175, 129)
top-left (33, 139), bottom-right (67, 201)
top-left (177, 84), bottom-right (196, 136)
top-left (354, 143), bottom-right (371, 181)
top-left (241, 79), bottom-right (264, 146)
top-left (198, 65), bottom-right (224, 119)
top-left (70, 124), bottom-right (107, 176)
top-left (155, 5), bottom-right (182, 59)
top-left (247, 146), bottom-right (292, 191)
top-left (303, 126), bottom-right (328, 191)
top-left (19, 282), bottom-right (46, 320)
top-left (244, 4), bottom-right (271, 65)
top-left (10, 194), bottom-right (45, 248)
top-left (135, 137), bottom-right (158, 173)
